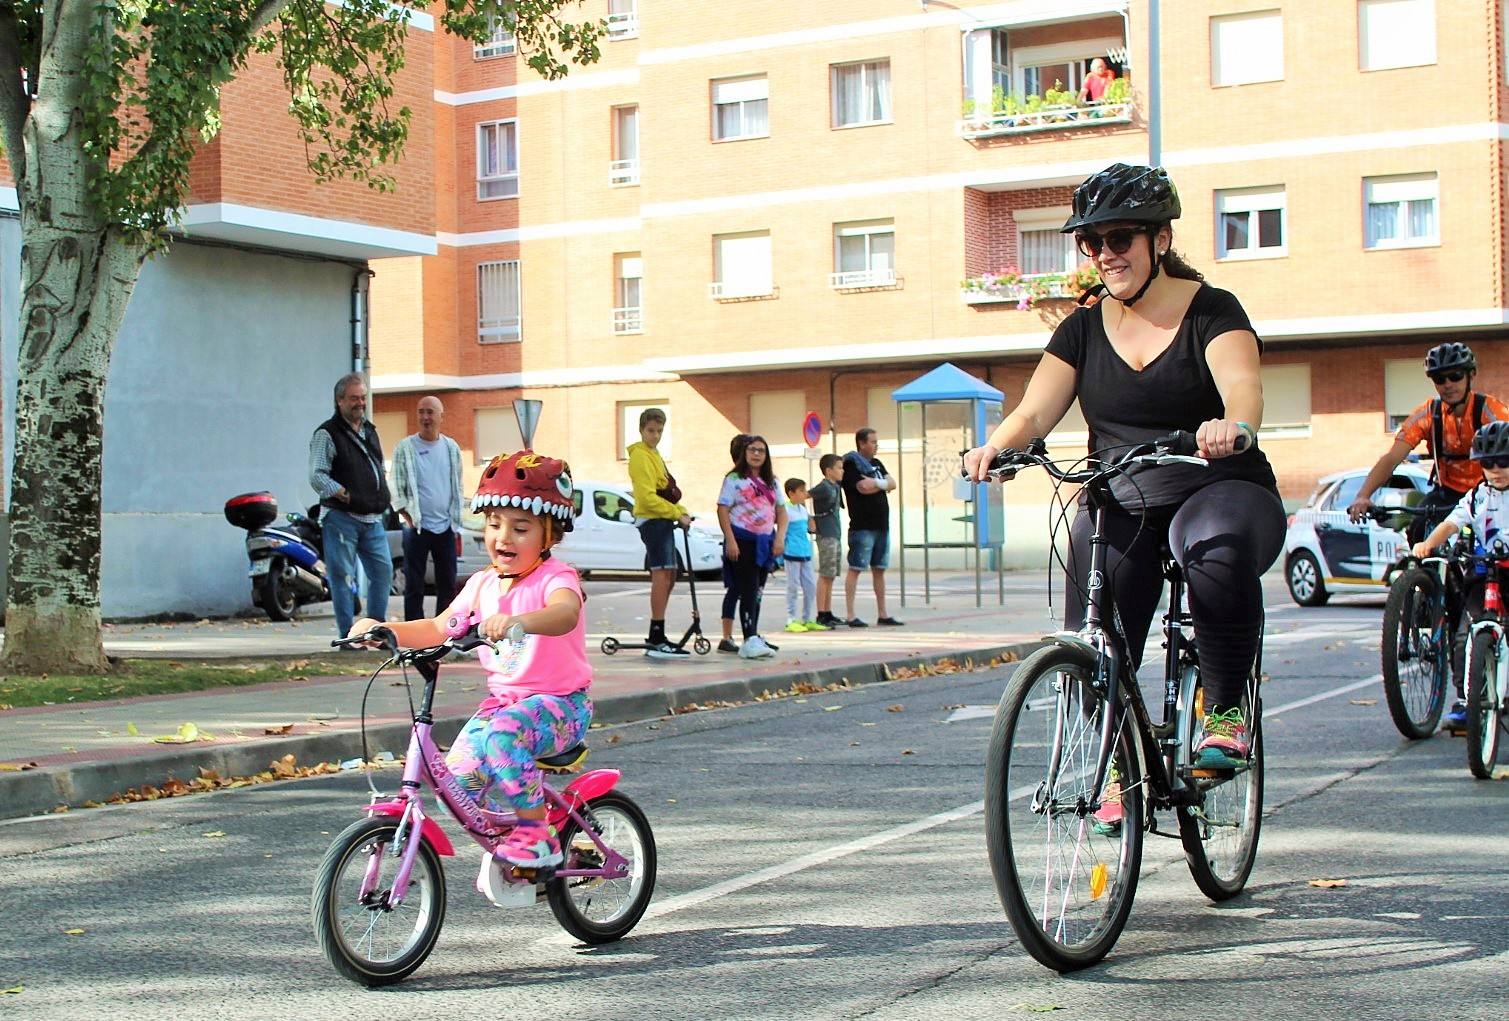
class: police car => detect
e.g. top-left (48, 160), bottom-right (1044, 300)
top-left (1283, 464), bottom-right (1432, 606)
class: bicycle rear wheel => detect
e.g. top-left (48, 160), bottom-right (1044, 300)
top-left (1381, 568), bottom-right (1448, 739)
top-left (1465, 631), bottom-right (1504, 779)
top-left (984, 644), bottom-right (1143, 972)
top-left (547, 791), bottom-right (657, 943)
top-left (1178, 669), bottom-right (1264, 900)
top-left (312, 816), bottom-right (447, 987)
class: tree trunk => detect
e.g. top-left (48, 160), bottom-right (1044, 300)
top-left (1, 217), bottom-right (144, 675)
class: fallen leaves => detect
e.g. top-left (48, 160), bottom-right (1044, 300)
top-left (1009, 1006), bottom-right (1065, 1014)
top-left (152, 722), bottom-right (214, 744)
top-left (202, 831), bottom-right (227, 839)
top-left (1308, 878), bottom-right (1349, 888)
top-left (1349, 699), bottom-right (1378, 707)
top-left (672, 678), bottom-right (855, 716)
top-left (103, 756), bottom-right (345, 806)
top-left (3, 985), bottom-right (22, 995)
top-left (0, 762), bottom-right (38, 772)
top-left (886, 704), bottom-right (905, 713)
top-left (263, 724), bottom-right (295, 735)
top-left (125, 723), bottom-right (139, 736)
top-left (62, 928), bottom-right (85, 936)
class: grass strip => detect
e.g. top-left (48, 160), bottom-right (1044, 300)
top-left (0, 655), bottom-right (387, 710)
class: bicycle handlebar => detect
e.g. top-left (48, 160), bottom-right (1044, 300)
top-left (330, 619), bottom-right (526, 661)
top-left (970, 429), bottom-right (1246, 486)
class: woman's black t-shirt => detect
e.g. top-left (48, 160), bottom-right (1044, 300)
top-left (1043, 283), bottom-right (1280, 511)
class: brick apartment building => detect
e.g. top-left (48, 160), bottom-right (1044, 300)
top-left (356, 0), bottom-right (1509, 565)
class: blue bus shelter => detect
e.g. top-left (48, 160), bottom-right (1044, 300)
top-left (890, 362), bottom-right (1006, 607)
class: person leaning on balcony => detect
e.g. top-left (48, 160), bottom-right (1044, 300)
top-left (963, 162), bottom-right (1285, 774)
top-left (1078, 57), bottom-right (1117, 103)
top-left (627, 407), bottom-right (693, 660)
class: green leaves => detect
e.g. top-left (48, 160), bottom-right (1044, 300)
top-left (0, 1), bottom-right (602, 248)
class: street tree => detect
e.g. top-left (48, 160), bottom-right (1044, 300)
top-left (0, 0), bottom-right (601, 674)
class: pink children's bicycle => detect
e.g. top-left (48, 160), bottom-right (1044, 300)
top-left (311, 621), bottom-right (657, 987)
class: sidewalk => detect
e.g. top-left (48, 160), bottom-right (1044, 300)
top-left (0, 572), bottom-right (1052, 820)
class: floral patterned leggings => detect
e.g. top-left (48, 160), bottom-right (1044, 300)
top-left (443, 690), bottom-right (593, 813)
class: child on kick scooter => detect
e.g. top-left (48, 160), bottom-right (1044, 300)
top-left (347, 450), bottom-right (591, 868)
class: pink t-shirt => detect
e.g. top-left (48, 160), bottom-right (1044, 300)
top-left (444, 557), bottom-right (592, 702)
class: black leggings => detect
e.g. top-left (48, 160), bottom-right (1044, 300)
top-left (721, 536), bottom-right (770, 639)
top-left (1064, 480), bottom-right (1286, 708)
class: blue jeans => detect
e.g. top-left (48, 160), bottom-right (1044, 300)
top-left (322, 508), bottom-right (392, 638)
top-left (847, 528), bottom-right (890, 571)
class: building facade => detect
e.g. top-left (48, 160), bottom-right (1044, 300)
top-left (369, 0), bottom-right (1509, 566)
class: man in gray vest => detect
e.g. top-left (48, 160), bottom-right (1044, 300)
top-left (391, 395), bottom-right (464, 619)
top-left (309, 372), bottom-right (393, 639)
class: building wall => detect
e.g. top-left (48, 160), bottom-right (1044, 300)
top-left (0, 219), bottom-right (359, 617)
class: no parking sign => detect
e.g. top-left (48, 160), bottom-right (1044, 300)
top-left (802, 412), bottom-right (823, 460)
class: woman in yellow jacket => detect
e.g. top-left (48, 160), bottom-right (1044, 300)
top-left (627, 407), bottom-right (692, 659)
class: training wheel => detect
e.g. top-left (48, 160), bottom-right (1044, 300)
top-left (601, 637), bottom-right (620, 655)
top-left (693, 637), bottom-right (712, 656)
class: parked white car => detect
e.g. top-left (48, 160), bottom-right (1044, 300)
top-left (1283, 463), bottom-right (1432, 606)
top-left (455, 480), bottom-right (725, 578)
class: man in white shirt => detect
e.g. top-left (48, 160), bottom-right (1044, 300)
top-left (390, 396), bottom-right (464, 619)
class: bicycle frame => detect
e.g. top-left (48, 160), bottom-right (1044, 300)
top-left (1464, 559), bottom-right (1509, 714)
top-left (1072, 489), bottom-right (1210, 819)
top-left (361, 656), bottom-right (631, 907)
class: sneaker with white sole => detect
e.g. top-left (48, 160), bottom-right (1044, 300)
top-left (644, 640), bottom-right (691, 660)
top-left (739, 635), bottom-right (776, 659)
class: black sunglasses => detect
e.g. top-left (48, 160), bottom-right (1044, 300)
top-left (1480, 456), bottom-right (1509, 470)
top-left (1431, 371), bottom-right (1468, 384)
top-left (1075, 227), bottom-right (1149, 258)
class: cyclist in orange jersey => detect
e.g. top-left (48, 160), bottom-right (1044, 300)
top-left (1348, 343), bottom-right (1508, 541)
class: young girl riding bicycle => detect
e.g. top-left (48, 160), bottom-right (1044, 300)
top-left (347, 449), bottom-right (590, 869)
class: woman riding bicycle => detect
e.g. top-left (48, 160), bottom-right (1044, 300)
top-left (963, 162), bottom-right (1286, 769)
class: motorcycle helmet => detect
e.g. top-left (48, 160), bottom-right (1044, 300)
top-left (1061, 163), bottom-right (1182, 233)
top-left (1424, 342), bottom-right (1476, 376)
top-left (1470, 420), bottom-right (1509, 461)
top-left (472, 450), bottom-right (575, 534)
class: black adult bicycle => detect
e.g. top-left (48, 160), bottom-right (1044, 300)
top-left (979, 432), bottom-right (1263, 972)
top-left (1376, 507), bottom-right (1471, 740)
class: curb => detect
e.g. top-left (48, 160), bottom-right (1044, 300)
top-left (0, 640), bottom-right (1040, 821)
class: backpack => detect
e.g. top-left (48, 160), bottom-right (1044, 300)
top-left (1429, 392), bottom-right (1487, 484)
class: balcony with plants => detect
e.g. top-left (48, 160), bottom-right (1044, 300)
top-left (961, 263), bottom-right (1100, 309)
top-left (958, 17), bottom-right (1135, 141)
top-left (959, 78), bottom-right (1132, 140)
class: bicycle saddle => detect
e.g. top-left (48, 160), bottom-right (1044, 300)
top-left (536, 742), bottom-right (589, 773)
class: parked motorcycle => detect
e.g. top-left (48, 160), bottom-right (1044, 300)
top-left (224, 492), bottom-right (356, 622)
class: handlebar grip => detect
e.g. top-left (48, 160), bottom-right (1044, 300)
top-left (1157, 429), bottom-right (1250, 456)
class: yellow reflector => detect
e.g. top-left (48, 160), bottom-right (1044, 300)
top-left (1090, 862), bottom-right (1109, 900)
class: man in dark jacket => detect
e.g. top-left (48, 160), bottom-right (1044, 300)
top-left (308, 372), bottom-right (394, 639)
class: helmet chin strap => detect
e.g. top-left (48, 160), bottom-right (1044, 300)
top-left (1120, 234), bottom-right (1162, 307)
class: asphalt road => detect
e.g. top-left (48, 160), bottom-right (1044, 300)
top-left (2, 580), bottom-right (1505, 1020)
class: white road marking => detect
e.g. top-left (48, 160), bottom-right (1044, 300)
top-left (602, 672), bottom-right (1388, 928)
top-left (945, 706), bottom-right (997, 722)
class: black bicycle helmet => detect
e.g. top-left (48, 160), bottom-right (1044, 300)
top-left (1425, 342), bottom-right (1476, 375)
top-left (1061, 163), bottom-right (1182, 233)
top-left (1471, 420), bottom-right (1509, 461)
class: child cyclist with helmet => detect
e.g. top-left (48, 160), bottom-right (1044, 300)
top-left (347, 450), bottom-right (590, 869)
top-left (1411, 421), bottom-right (1509, 727)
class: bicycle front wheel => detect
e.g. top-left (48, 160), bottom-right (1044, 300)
top-left (1465, 631), bottom-right (1504, 779)
top-left (984, 644), bottom-right (1143, 973)
top-left (311, 816), bottom-right (447, 987)
top-left (1381, 567), bottom-right (1448, 739)
top-left (1178, 670), bottom-right (1264, 900)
